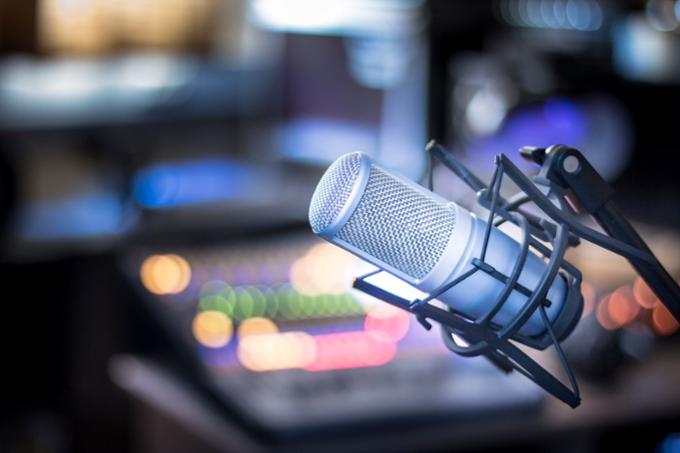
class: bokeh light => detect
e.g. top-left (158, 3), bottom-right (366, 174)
top-left (652, 304), bottom-right (680, 336)
top-left (237, 317), bottom-right (279, 339)
top-left (140, 254), bottom-right (191, 295)
top-left (591, 277), bottom-right (680, 336)
top-left (289, 243), bottom-right (356, 296)
top-left (306, 331), bottom-right (397, 372)
top-left (192, 310), bottom-right (233, 348)
top-left (633, 277), bottom-right (660, 309)
top-left (233, 287), bottom-right (268, 321)
top-left (364, 305), bottom-right (410, 343)
top-left (39, 0), bottom-right (218, 54)
top-left (199, 280), bottom-right (235, 315)
top-left (596, 294), bottom-right (618, 331)
top-left (607, 286), bottom-right (639, 327)
top-left (238, 331), bottom-right (316, 372)
top-left (197, 278), bottom-right (365, 322)
top-left (200, 280), bottom-right (232, 299)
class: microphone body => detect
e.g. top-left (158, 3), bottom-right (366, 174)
top-left (309, 152), bottom-right (581, 339)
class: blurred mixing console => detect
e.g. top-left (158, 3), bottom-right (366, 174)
top-left (123, 233), bottom-right (543, 433)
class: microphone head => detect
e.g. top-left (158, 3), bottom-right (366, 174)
top-left (309, 152), bottom-right (367, 237)
top-left (309, 152), bottom-right (458, 282)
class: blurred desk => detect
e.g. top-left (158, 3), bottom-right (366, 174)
top-left (111, 344), bottom-right (680, 452)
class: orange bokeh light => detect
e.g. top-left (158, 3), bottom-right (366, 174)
top-left (652, 304), bottom-right (680, 336)
top-left (596, 295), bottom-right (618, 331)
top-left (140, 254), bottom-right (192, 295)
top-left (607, 286), bottom-right (639, 327)
top-left (192, 310), bottom-right (233, 348)
top-left (633, 277), bottom-right (660, 309)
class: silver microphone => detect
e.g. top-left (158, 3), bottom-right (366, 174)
top-left (308, 152), bottom-right (582, 339)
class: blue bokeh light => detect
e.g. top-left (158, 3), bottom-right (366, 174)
top-left (133, 159), bottom-right (254, 209)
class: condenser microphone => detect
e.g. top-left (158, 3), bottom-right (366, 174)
top-left (308, 152), bottom-right (582, 340)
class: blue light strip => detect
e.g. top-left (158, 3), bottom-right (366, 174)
top-left (17, 192), bottom-right (128, 241)
top-left (133, 158), bottom-right (254, 209)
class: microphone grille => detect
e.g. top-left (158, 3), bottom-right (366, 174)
top-left (309, 152), bottom-right (364, 234)
top-left (336, 165), bottom-right (456, 280)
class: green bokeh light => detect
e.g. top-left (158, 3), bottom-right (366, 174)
top-left (198, 281), bottom-right (236, 316)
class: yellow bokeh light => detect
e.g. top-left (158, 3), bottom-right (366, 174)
top-left (237, 331), bottom-right (316, 372)
top-left (237, 317), bottom-right (278, 339)
top-left (289, 243), bottom-right (356, 296)
top-left (39, 0), bottom-right (115, 54)
top-left (192, 310), bottom-right (233, 348)
top-left (39, 0), bottom-right (217, 54)
top-left (140, 254), bottom-right (191, 295)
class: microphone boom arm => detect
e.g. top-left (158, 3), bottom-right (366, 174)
top-left (524, 144), bottom-right (680, 321)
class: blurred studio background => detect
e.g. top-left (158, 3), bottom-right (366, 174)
top-left (1, 0), bottom-right (680, 452)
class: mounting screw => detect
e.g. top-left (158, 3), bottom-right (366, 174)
top-left (563, 155), bottom-right (580, 174)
